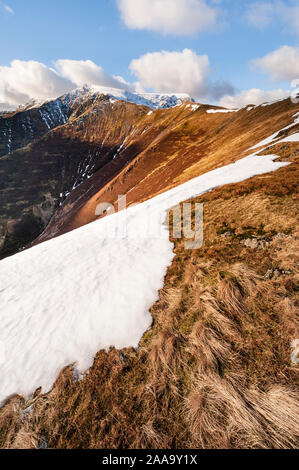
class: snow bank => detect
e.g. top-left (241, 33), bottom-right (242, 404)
top-left (206, 108), bottom-right (238, 114)
top-left (278, 132), bottom-right (299, 143)
top-left (249, 112), bottom-right (299, 151)
top-left (0, 146), bottom-right (293, 404)
top-left (185, 104), bottom-right (201, 111)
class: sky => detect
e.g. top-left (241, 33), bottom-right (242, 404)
top-left (0, 0), bottom-right (299, 109)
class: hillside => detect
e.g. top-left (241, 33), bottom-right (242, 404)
top-left (0, 87), bottom-right (190, 259)
top-left (0, 91), bottom-right (298, 449)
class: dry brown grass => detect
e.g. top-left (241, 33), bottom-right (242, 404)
top-left (0, 150), bottom-right (298, 449)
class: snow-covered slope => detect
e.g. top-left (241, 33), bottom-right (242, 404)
top-left (206, 108), bottom-right (238, 114)
top-left (0, 132), bottom-right (291, 404)
top-left (117, 90), bottom-right (193, 109)
top-left (249, 112), bottom-right (299, 150)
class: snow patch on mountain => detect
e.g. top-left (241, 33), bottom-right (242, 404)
top-left (206, 108), bottom-right (238, 114)
top-left (249, 111), bottom-right (299, 151)
top-left (17, 99), bottom-right (50, 112)
top-left (37, 98), bottom-right (69, 129)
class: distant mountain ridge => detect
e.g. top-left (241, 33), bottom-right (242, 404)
top-left (0, 86), bottom-right (193, 158)
top-left (14, 85), bottom-right (193, 113)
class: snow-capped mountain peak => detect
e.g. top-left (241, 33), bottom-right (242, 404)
top-left (16, 98), bottom-right (51, 112)
top-left (61, 85), bottom-right (194, 110)
top-left (16, 85), bottom-right (194, 114)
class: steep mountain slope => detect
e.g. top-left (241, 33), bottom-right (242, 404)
top-left (37, 97), bottom-right (299, 244)
top-left (0, 86), bottom-right (190, 157)
top-left (0, 87), bottom-right (191, 258)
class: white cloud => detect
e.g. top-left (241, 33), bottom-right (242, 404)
top-left (252, 46), bottom-right (299, 82)
top-left (55, 59), bottom-right (129, 90)
top-left (0, 59), bottom-right (130, 110)
top-left (245, 2), bottom-right (275, 29)
top-left (245, 1), bottom-right (299, 36)
top-left (0, 60), bottom-right (74, 108)
top-left (3, 4), bottom-right (14, 14)
top-left (219, 87), bottom-right (290, 109)
top-left (130, 49), bottom-right (210, 97)
top-left (116, 0), bottom-right (221, 36)
top-left (130, 48), bottom-right (234, 101)
top-left (280, 2), bottom-right (299, 36)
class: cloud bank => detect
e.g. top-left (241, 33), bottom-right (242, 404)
top-left (130, 49), bottom-right (235, 101)
top-left (0, 51), bottom-right (236, 110)
top-left (219, 87), bottom-right (290, 109)
top-left (213, 44), bottom-right (299, 109)
top-left (0, 50), bottom-right (292, 111)
top-left (55, 59), bottom-right (130, 90)
top-left (215, 44), bottom-right (299, 109)
top-left (0, 60), bottom-right (74, 108)
top-left (0, 59), bottom-right (130, 110)
top-left (245, 1), bottom-right (299, 36)
top-left (116, 0), bottom-right (221, 36)
top-left (252, 46), bottom-right (299, 82)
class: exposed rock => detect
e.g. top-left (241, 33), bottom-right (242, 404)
top-left (264, 268), bottom-right (292, 279)
top-left (272, 233), bottom-right (292, 240)
top-left (220, 231), bottom-right (234, 238)
top-left (242, 237), bottom-right (269, 249)
top-left (32, 193), bottom-right (57, 225)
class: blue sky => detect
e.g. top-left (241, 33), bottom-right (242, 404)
top-left (0, 0), bottom-right (299, 109)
